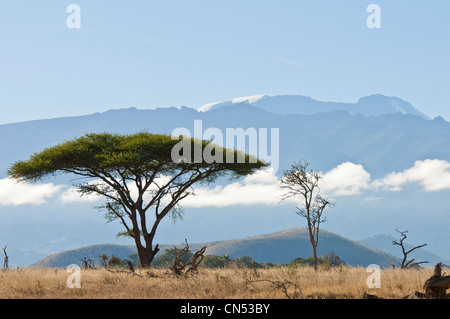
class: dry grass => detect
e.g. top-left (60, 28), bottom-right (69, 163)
top-left (0, 265), bottom-right (438, 299)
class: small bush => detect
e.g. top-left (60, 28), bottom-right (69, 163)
top-left (289, 252), bottom-right (346, 268)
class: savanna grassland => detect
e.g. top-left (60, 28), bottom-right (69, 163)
top-left (0, 265), bottom-right (438, 299)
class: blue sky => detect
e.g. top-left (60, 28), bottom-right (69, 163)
top-left (1, 0), bottom-right (449, 124)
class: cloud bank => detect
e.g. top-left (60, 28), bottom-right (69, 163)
top-left (184, 159), bottom-right (450, 207)
top-left (372, 159), bottom-right (450, 192)
top-left (321, 162), bottom-right (371, 196)
top-left (182, 168), bottom-right (284, 208)
top-left (2, 159), bottom-right (450, 207)
top-left (0, 178), bottom-right (62, 206)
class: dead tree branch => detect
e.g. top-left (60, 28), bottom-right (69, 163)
top-left (170, 239), bottom-right (206, 277)
top-left (392, 229), bottom-right (428, 269)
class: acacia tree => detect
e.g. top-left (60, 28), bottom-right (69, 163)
top-left (8, 132), bottom-right (266, 268)
top-left (280, 161), bottom-right (333, 271)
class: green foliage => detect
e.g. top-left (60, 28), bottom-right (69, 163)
top-left (289, 256), bottom-right (316, 267)
top-left (152, 248), bottom-right (194, 268)
top-left (154, 251), bottom-right (345, 270)
top-left (202, 255), bottom-right (228, 268)
top-left (98, 253), bottom-right (139, 269)
top-left (201, 254), bottom-right (276, 269)
top-left (289, 252), bottom-right (346, 268)
top-left (8, 132), bottom-right (267, 183)
top-left (322, 251), bottom-right (346, 267)
top-left (107, 255), bottom-right (123, 268)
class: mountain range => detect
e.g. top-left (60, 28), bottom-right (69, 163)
top-left (29, 228), bottom-right (401, 269)
top-left (0, 93), bottom-right (449, 267)
top-left (198, 94), bottom-right (430, 120)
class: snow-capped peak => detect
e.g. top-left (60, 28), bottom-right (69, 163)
top-left (197, 102), bottom-right (220, 113)
top-left (197, 94), bottom-right (267, 113)
top-left (196, 93), bottom-right (430, 119)
top-left (231, 94), bottom-right (267, 104)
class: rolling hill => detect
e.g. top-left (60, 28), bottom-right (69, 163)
top-left (28, 244), bottom-right (138, 269)
top-left (29, 228), bottom-right (400, 268)
top-left (203, 228), bottom-right (399, 267)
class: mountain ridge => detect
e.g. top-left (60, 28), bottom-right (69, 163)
top-left (29, 228), bottom-right (401, 269)
top-left (198, 94), bottom-right (430, 120)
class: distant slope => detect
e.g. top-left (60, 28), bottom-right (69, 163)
top-left (199, 94), bottom-right (430, 120)
top-left (29, 229), bottom-right (399, 268)
top-left (29, 244), bottom-right (137, 269)
top-left (205, 228), bottom-right (399, 268)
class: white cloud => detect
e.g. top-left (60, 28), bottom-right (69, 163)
top-left (59, 170), bottom-right (284, 208)
top-left (5, 159), bottom-right (450, 208)
top-left (59, 187), bottom-right (101, 203)
top-left (372, 159), bottom-right (450, 192)
top-left (0, 178), bottom-right (63, 206)
top-left (59, 175), bottom-right (173, 205)
top-left (182, 168), bottom-right (285, 208)
top-left (181, 159), bottom-right (450, 208)
top-left (182, 163), bottom-right (373, 208)
top-left (321, 162), bottom-right (371, 196)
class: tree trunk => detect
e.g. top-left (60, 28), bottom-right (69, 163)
top-left (311, 240), bottom-right (318, 271)
top-left (131, 211), bottom-right (162, 268)
top-left (133, 235), bottom-right (159, 268)
top-left (133, 234), bottom-right (148, 268)
top-left (143, 245), bottom-right (159, 268)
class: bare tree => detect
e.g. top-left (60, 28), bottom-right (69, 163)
top-left (2, 246), bottom-right (8, 270)
top-left (392, 229), bottom-right (428, 269)
top-left (280, 161), bottom-right (334, 271)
